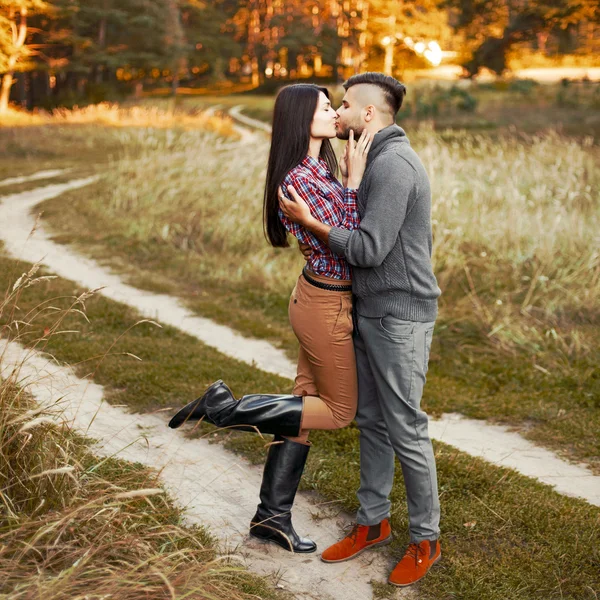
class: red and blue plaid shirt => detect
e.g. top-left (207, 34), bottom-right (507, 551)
top-left (279, 154), bottom-right (360, 280)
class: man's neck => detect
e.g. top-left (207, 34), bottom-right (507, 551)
top-left (367, 120), bottom-right (395, 135)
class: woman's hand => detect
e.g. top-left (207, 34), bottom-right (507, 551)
top-left (339, 142), bottom-right (349, 186)
top-left (346, 129), bottom-right (373, 190)
top-left (279, 185), bottom-right (313, 226)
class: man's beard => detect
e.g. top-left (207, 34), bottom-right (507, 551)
top-left (336, 122), bottom-right (364, 140)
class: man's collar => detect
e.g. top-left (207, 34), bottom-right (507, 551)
top-left (367, 123), bottom-right (407, 163)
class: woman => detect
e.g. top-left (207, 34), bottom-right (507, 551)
top-left (168, 84), bottom-right (372, 554)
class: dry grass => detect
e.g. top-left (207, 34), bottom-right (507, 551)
top-left (79, 123), bottom-right (599, 377)
top-left (1, 103), bottom-right (598, 464)
top-left (0, 264), bottom-right (282, 600)
top-left (0, 102), bottom-right (239, 138)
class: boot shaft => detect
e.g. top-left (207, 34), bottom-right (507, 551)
top-left (257, 435), bottom-right (310, 516)
top-left (206, 390), bottom-right (304, 437)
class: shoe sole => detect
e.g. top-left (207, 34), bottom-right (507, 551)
top-left (387, 552), bottom-right (441, 587)
top-left (320, 534), bottom-right (393, 563)
top-left (249, 531), bottom-right (317, 554)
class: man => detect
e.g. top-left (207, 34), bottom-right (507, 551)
top-left (278, 72), bottom-right (442, 587)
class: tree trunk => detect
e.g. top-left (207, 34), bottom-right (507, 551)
top-left (77, 76), bottom-right (86, 97)
top-left (0, 7), bottom-right (28, 115)
top-left (31, 71), bottom-right (45, 109)
top-left (0, 73), bottom-right (15, 114)
top-left (44, 70), bottom-right (51, 102)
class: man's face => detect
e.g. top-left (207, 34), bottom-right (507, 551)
top-left (335, 86), bottom-right (367, 140)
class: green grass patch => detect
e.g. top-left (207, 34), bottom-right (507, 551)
top-left (0, 122), bottom-right (125, 181)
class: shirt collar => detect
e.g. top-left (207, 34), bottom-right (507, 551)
top-left (301, 154), bottom-right (329, 178)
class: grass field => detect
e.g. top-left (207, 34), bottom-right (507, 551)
top-left (0, 250), bottom-right (598, 600)
top-left (146, 79), bottom-right (600, 136)
top-left (0, 100), bottom-right (599, 598)
top-left (2, 104), bottom-right (596, 471)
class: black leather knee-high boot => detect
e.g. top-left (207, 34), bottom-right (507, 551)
top-left (249, 434), bottom-right (316, 553)
top-left (168, 380), bottom-right (303, 437)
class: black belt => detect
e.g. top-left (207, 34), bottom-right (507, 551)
top-left (302, 267), bottom-right (353, 292)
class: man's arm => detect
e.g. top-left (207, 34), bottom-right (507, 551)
top-left (279, 176), bottom-right (335, 252)
top-left (280, 155), bottom-right (416, 268)
top-left (329, 158), bottom-right (414, 267)
top-left (278, 186), bottom-right (360, 242)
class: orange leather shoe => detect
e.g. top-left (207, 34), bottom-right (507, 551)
top-left (388, 539), bottom-right (441, 587)
top-left (321, 519), bottom-right (392, 563)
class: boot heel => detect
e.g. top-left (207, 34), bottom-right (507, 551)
top-left (250, 523), bottom-right (295, 552)
top-left (249, 435), bottom-right (316, 554)
top-left (250, 523), bottom-right (317, 554)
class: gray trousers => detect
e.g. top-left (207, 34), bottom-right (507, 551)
top-left (353, 312), bottom-right (440, 542)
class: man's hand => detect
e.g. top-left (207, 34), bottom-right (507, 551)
top-left (298, 241), bottom-right (312, 261)
top-left (278, 185), bottom-right (313, 226)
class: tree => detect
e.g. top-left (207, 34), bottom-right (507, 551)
top-left (0, 0), bottom-right (52, 114)
top-left (356, 0), bottom-right (453, 76)
top-left (56, 0), bottom-right (186, 100)
top-left (444, 0), bottom-right (600, 76)
top-left (181, 0), bottom-right (241, 82)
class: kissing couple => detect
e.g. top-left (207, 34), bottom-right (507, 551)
top-left (169, 71), bottom-right (442, 587)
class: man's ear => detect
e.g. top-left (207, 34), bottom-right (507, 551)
top-left (364, 104), bottom-right (375, 122)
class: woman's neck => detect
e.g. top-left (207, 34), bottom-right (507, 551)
top-left (308, 137), bottom-right (322, 159)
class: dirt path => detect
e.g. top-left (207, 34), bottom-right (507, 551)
top-left (0, 168), bottom-right (69, 188)
top-left (1, 173), bottom-right (598, 509)
top-left (229, 104), bottom-right (273, 133)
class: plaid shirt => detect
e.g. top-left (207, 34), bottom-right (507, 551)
top-left (279, 154), bottom-right (360, 280)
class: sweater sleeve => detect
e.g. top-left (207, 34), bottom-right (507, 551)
top-left (328, 154), bottom-right (415, 268)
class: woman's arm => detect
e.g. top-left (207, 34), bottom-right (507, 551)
top-left (336, 187), bottom-right (360, 231)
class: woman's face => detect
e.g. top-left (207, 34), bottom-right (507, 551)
top-left (310, 91), bottom-right (338, 140)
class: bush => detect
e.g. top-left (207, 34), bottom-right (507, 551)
top-left (406, 85), bottom-right (478, 118)
top-left (508, 78), bottom-right (539, 95)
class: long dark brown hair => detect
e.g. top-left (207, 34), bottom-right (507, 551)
top-left (263, 84), bottom-right (338, 247)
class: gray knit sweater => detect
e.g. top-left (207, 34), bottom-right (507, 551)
top-left (328, 124), bottom-right (441, 322)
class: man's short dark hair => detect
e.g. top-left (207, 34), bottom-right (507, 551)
top-left (343, 72), bottom-right (407, 117)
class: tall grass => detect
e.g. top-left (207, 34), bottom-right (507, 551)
top-left (0, 102), bottom-right (239, 138)
top-left (85, 124), bottom-right (598, 377)
top-left (0, 263), bottom-right (280, 599)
